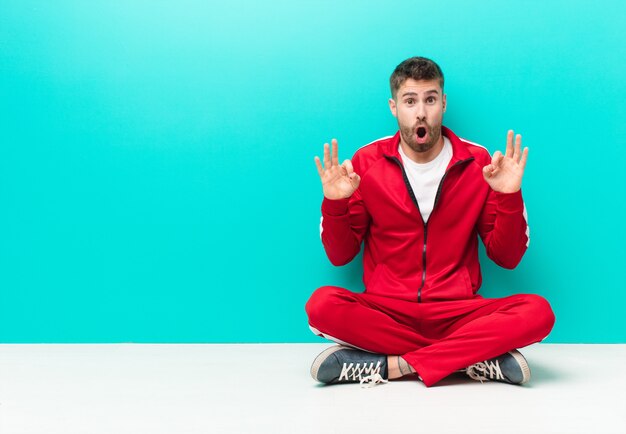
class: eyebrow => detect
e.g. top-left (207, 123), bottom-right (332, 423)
top-left (401, 90), bottom-right (440, 97)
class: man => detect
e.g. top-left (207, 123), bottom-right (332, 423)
top-left (306, 57), bottom-right (555, 388)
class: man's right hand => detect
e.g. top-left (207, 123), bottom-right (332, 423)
top-left (314, 138), bottom-right (361, 200)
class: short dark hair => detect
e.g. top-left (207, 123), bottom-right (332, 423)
top-left (389, 57), bottom-right (444, 99)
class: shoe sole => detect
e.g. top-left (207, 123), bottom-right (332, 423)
top-left (509, 349), bottom-right (531, 384)
top-left (310, 345), bottom-right (344, 382)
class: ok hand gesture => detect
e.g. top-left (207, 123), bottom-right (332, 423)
top-left (314, 139), bottom-right (361, 200)
top-left (483, 130), bottom-right (529, 194)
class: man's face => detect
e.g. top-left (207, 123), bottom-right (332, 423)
top-left (389, 78), bottom-right (446, 155)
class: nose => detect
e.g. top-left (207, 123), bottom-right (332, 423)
top-left (415, 102), bottom-right (426, 122)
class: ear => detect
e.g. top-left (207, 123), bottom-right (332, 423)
top-left (442, 94), bottom-right (447, 113)
top-left (388, 98), bottom-right (397, 118)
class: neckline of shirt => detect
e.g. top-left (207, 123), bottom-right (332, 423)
top-left (399, 137), bottom-right (452, 170)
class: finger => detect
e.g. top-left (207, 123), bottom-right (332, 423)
top-left (519, 147), bottom-right (529, 171)
top-left (483, 164), bottom-right (494, 178)
top-left (314, 156), bottom-right (324, 178)
top-left (349, 172), bottom-right (361, 188)
top-left (331, 138), bottom-right (339, 167)
top-left (342, 159), bottom-right (354, 175)
top-left (492, 150), bottom-right (503, 167)
top-left (323, 143), bottom-right (331, 168)
top-left (513, 134), bottom-right (522, 162)
top-left (505, 130), bottom-right (514, 158)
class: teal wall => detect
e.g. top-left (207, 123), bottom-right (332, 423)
top-left (1, 0), bottom-right (624, 343)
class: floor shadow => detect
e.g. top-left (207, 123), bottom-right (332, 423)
top-left (310, 361), bottom-right (565, 388)
top-left (523, 360), bottom-right (565, 387)
top-left (427, 361), bottom-right (565, 388)
top-left (428, 372), bottom-right (474, 387)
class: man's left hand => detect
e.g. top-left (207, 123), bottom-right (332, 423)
top-left (482, 130), bottom-right (528, 193)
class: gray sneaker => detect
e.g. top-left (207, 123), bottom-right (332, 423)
top-left (310, 345), bottom-right (388, 387)
top-left (465, 349), bottom-right (531, 384)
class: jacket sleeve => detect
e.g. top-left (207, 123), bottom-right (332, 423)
top-left (319, 156), bottom-right (370, 266)
top-left (476, 189), bottom-right (529, 269)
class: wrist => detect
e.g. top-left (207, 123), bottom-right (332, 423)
top-left (322, 197), bottom-right (351, 216)
top-left (495, 189), bottom-right (524, 212)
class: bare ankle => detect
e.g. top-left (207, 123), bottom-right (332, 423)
top-left (387, 355), bottom-right (400, 379)
top-left (387, 355), bottom-right (416, 379)
top-left (398, 356), bottom-right (416, 376)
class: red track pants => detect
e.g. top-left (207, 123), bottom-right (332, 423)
top-left (305, 286), bottom-right (555, 387)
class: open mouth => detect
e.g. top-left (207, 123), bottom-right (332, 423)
top-left (417, 127), bottom-right (427, 138)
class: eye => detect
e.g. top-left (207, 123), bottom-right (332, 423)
top-left (426, 96), bottom-right (436, 104)
top-left (405, 98), bottom-right (415, 105)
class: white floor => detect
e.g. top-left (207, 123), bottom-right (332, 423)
top-left (0, 344), bottom-right (624, 434)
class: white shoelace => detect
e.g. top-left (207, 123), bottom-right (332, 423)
top-left (466, 359), bottom-right (504, 383)
top-left (338, 361), bottom-right (388, 388)
top-left (360, 373), bottom-right (389, 388)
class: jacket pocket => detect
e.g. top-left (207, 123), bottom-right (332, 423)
top-left (425, 266), bottom-right (473, 301)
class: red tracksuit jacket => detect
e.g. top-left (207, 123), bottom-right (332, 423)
top-left (320, 126), bottom-right (529, 303)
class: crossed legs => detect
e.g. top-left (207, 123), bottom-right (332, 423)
top-left (305, 286), bottom-right (555, 387)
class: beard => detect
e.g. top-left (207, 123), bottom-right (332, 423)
top-left (399, 121), bottom-right (442, 154)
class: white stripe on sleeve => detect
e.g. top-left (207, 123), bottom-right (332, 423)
top-left (523, 202), bottom-right (529, 247)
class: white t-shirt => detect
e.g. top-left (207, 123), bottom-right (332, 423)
top-left (399, 137), bottom-right (453, 223)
